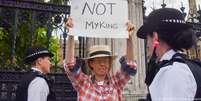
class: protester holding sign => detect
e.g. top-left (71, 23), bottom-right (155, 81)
top-left (63, 18), bottom-right (137, 101)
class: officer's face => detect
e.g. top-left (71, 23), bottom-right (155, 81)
top-left (38, 56), bottom-right (52, 74)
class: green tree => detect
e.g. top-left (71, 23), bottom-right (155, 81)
top-left (0, 8), bottom-right (62, 71)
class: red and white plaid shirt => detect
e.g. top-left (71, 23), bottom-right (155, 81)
top-left (64, 57), bottom-right (137, 101)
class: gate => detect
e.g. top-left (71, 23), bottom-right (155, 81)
top-left (0, 0), bottom-right (78, 100)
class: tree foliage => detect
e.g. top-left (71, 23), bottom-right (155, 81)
top-left (0, 0), bottom-right (66, 71)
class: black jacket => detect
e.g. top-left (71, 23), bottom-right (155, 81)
top-left (15, 69), bottom-right (56, 101)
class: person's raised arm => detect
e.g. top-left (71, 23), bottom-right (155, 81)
top-left (112, 22), bottom-right (136, 90)
top-left (64, 18), bottom-right (89, 91)
top-left (126, 22), bottom-right (135, 60)
top-left (65, 18), bottom-right (75, 68)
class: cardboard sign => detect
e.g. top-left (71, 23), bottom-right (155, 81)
top-left (71, 0), bottom-right (128, 38)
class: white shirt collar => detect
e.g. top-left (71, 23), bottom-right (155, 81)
top-left (31, 67), bottom-right (43, 74)
top-left (159, 49), bottom-right (176, 61)
top-left (97, 81), bottom-right (104, 85)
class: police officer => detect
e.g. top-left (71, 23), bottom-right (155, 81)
top-left (16, 46), bottom-right (55, 101)
top-left (136, 8), bottom-right (198, 101)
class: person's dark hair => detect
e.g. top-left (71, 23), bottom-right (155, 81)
top-left (30, 56), bottom-right (47, 66)
top-left (148, 28), bottom-right (196, 51)
top-left (88, 59), bottom-right (94, 70)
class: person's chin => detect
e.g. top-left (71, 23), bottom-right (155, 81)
top-left (98, 72), bottom-right (106, 76)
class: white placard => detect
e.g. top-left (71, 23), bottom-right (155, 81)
top-left (70, 0), bottom-right (128, 38)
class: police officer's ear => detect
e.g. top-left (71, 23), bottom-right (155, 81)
top-left (36, 57), bottom-right (43, 65)
top-left (153, 32), bottom-right (159, 48)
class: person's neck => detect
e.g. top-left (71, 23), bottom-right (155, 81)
top-left (32, 66), bottom-right (44, 74)
top-left (95, 75), bottom-right (106, 82)
top-left (156, 47), bottom-right (171, 62)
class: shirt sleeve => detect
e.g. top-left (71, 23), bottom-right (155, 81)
top-left (28, 77), bottom-right (49, 101)
top-left (64, 57), bottom-right (89, 91)
top-left (112, 56), bottom-right (137, 90)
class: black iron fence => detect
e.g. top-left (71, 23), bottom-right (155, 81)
top-left (0, 0), bottom-right (71, 65)
top-left (0, 1), bottom-right (85, 100)
top-left (0, 70), bottom-right (77, 101)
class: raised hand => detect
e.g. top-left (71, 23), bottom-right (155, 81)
top-left (126, 21), bottom-right (135, 38)
top-left (65, 17), bottom-right (74, 29)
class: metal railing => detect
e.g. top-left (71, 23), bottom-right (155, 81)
top-left (0, 70), bottom-right (77, 101)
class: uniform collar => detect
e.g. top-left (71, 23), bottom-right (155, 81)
top-left (31, 67), bottom-right (43, 74)
top-left (159, 49), bottom-right (176, 62)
